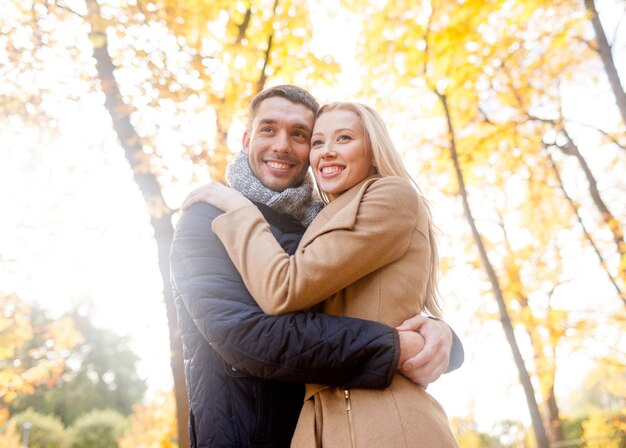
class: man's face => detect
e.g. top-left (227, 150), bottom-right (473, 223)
top-left (243, 97), bottom-right (314, 192)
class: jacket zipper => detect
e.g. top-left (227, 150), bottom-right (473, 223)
top-left (344, 389), bottom-right (357, 448)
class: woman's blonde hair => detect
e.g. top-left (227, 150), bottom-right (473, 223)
top-left (315, 102), bottom-right (442, 317)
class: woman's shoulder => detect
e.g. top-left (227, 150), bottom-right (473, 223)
top-left (364, 176), bottom-right (420, 206)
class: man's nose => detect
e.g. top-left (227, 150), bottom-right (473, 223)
top-left (271, 131), bottom-right (290, 152)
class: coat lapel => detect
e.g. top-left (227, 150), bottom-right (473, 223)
top-left (300, 176), bottom-right (381, 249)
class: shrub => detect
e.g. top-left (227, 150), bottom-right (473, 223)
top-left (11, 409), bottom-right (69, 448)
top-left (69, 409), bottom-right (128, 448)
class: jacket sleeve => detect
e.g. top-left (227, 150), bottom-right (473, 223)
top-left (426, 317), bottom-right (465, 373)
top-left (447, 325), bottom-right (465, 373)
top-left (212, 177), bottom-right (422, 315)
top-left (170, 202), bottom-right (399, 389)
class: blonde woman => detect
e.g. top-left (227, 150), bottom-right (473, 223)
top-left (183, 102), bottom-right (458, 447)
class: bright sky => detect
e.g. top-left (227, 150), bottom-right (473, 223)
top-left (2, 0), bottom-right (625, 436)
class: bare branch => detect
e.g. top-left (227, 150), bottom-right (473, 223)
top-left (236, 8), bottom-right (252, 45)
top-left (563, 118), bottom-right (626, 151)
top-left (422, 6), bottom-right (434, 81)
top-left (545, 145), bottom-right (626, 307)
top-left (256, 0), bottom-right (279, 92)
top-left (54, 0), bottom-right (85, 18)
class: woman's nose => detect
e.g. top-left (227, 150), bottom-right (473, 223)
top-left (321, 144), bottom-right (337, 158)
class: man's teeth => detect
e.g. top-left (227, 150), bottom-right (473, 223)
top-left (267, 161), bottom-right (290, 169)
top-left (321, 166), bottom-right (343, 174)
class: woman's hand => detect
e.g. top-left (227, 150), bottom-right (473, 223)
top-left (181, 183), bottom-right (253, 212)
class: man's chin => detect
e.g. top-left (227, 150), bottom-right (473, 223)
top-left (261, 175), bottom-right (305, 192)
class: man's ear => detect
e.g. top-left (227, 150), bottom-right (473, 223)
top-left (242, 130), bottom-right (251, 154)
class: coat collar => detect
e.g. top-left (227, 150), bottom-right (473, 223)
top-left (301, 175), bottom-right (382, 248)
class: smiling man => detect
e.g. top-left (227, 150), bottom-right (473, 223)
top-left (170, 85), bottom-right (464, 448)
top-left (244, 96), bottom-right (312, 191)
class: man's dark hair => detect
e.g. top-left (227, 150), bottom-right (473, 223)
top-left (247, 85), bottom-right (320, 130)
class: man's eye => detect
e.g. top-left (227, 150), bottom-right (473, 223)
top-left (293, 131), bottom-right (307, 139)
top-left (261, 127), bottom-right (274, 133)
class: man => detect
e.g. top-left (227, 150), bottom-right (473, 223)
top-left (170, 85), bottom-right (463, 447)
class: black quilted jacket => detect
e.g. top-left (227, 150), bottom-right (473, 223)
top-left (170, 202), bottom-right (401, 447)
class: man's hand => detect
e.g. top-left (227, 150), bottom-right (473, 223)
top-left (396, 315), bottom-right (452, 388)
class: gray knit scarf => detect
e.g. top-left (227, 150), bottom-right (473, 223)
top-left (226, 151), bottom-right (324, 227)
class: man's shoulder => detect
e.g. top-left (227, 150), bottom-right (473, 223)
top-left (173, 202), bottom-right (224, 237)
top-left (181, 202), bottom-right (225, 219)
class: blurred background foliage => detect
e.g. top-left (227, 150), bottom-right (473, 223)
top-left (1, 0), bottom-right (625, 446)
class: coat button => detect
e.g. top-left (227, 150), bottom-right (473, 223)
top-left (231, 366), bottom-right (237, 372)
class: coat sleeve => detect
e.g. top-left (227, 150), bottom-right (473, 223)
top-left (170, 202), bottom-right (400, 389)
top-left (212, 177), bottom-right (423, 315)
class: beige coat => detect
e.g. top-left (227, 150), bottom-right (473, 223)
top-left (213, 176), bottom-right (458, 448)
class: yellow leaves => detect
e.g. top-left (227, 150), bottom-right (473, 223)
top-left (155, 0), bottom-right (337, 153)
top-left (585, 360), bottom-right (626, 402)
top-left (47, 316), bottom-right (83, 351)
top-left (0, 294), bottom-right (32, 362)
top-left (582, 408), bottom-right (623, 448)
top-left (0, 417), bottom-right (20, 445)
top-left (88, 32), bottom-right (108, 49)
top-left (455, 429), bottom-right (483, 448)
top-left (118, 390), bottom-right (178, 448)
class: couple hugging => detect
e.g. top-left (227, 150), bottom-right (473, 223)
top-left (170, 85), bottom-right (463, 448)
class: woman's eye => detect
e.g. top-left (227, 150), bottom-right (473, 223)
top-left (311, 140), bottom-right (323, 147)
top-left (337, 135), bottom-right (351, 142)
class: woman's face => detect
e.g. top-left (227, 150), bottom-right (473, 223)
top-left (309, 109), bottom-right (376, 195)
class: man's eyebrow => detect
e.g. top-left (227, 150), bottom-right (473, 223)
top-left (257, 118), bottom-right (277, 126)
top-left (292, 123), bottom-right (312, 132)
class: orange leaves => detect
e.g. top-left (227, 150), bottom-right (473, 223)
top-left (0, 294), bottom-right (81, 417)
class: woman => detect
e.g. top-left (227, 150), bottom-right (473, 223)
top-left (184, 102), bottom-right (458, 447)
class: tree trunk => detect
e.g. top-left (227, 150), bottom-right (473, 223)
top-left (85, 2), bottom-right (189, 446)
top-left (211, 114), bottom-right (231, 183)
top-left (500, 226), bottom-right (565, 445)
top-left (584, 0), bottom-right (626, 125)
top-left (436, 91), bottom-right (550, 448)
top-left (544, 386), bottom-right (564, 442)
